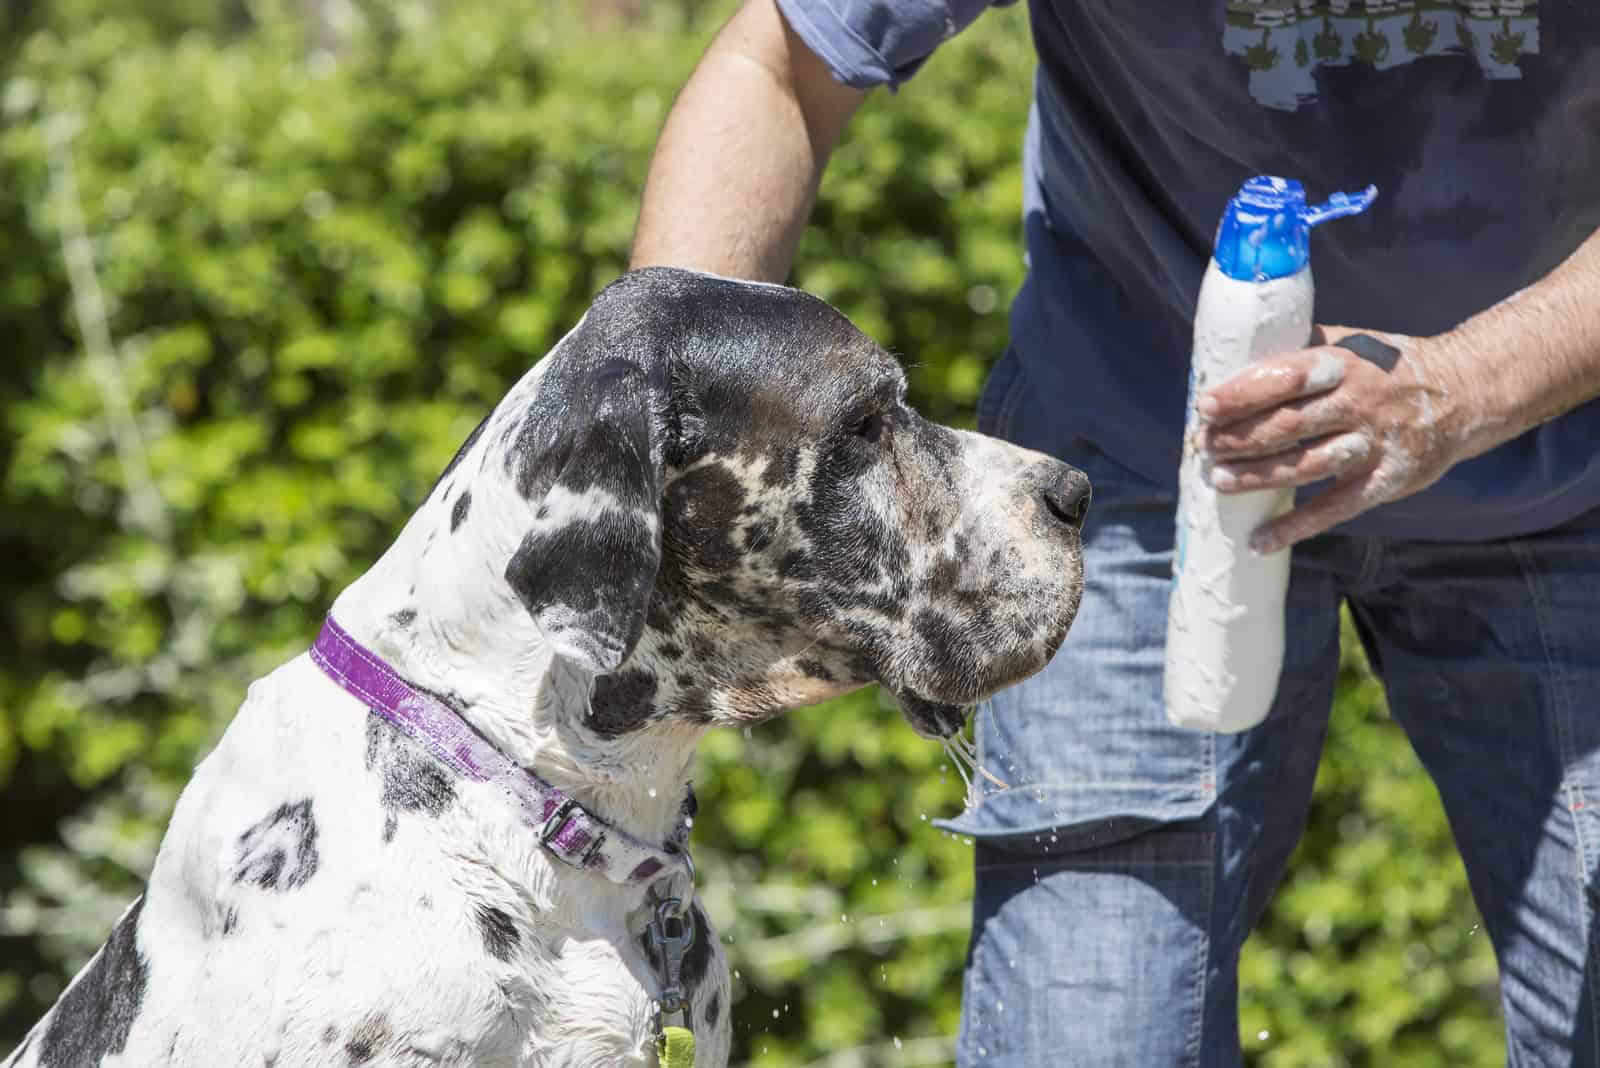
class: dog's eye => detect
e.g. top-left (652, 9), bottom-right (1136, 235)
top-left (853, 411), bottom-right (887, 443)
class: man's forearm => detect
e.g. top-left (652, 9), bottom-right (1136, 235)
top-left (1433, 228), bottom-right (1600, 461)
top-left (630, 0), bottom-right (865, 283)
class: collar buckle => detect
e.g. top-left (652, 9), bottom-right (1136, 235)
top-left (540, 797), bottom-right (580, 844)
top-left (539, 797), bottom-right (606, 868)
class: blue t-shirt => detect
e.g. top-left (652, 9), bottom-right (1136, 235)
top-left (777, 0), bottom-right (1600, 540)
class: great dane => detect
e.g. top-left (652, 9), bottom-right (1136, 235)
top-left (5, 267), bottom-right (1088, 1067)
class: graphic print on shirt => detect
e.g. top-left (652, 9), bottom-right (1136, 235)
top-left (1223, 0), bottom-right (1540, 110)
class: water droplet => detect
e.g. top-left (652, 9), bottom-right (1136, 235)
top-left (893, 1036), bottom-right (903, 1050)
top-left (647, 787), bottom-right (657, 798)
top-left (1257, 1030), bottom-right (1270, 1041)
top-left (841, 914), bottom-right (848, 923)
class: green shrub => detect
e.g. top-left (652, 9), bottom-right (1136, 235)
top-left (0, 3), bottom-right (1498, 1064)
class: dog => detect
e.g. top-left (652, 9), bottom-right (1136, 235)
top-left (4, 267), bottom-right (1088, 1067)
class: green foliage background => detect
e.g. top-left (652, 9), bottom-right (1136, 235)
top-left (0, 2), bottom-right (1499, 1064)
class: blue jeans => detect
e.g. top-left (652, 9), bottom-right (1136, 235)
top-left (936, 351), bottom-right (1600, 1066)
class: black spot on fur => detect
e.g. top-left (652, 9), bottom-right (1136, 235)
top-left (675, 673), bottom-right (695, 689)
top-left (797, 658), bottom-right (833, 682)
top-left (221, 906), bottom-right (239, 936)
top-left (760, 447), bottom-right (801, 488)
top-left (344, 1013), bottom-right (390, 1065)
top-left (476, 905), bottom-right (520, 962)
top-left (322, 1025), bottom-right (339, 1045)
top-left (233, 799), bottom-right (320, 891)
top-left (588, 668), bottom-right (660, 737)
top-left (743, 517), bottom-right (777, 553)
top-left (911, 610), bottom-right (971, 676)
top-left (683, 903), bottom-right (714, 991)
top-left (451, 490), bottom-right (471, 532)
top-left (929, 553), bottom-right (963, 595)
top-left (365, 716), bottom-right (456, 843)
top-left (677, 688), bottom-right (716, 724)
top-left (704, 992), bottom-right (721, 1026)
top-left (662, 463), bottom-right (747, 574)
top-left (779, 550), bottom-right (815, 580)
top-left (390, 608), bottom-right (416, 628)
top-left (658, 641), bottom-right (683, 662)
top-left (37, 897), bottom-right (148, 1068)
top-left (692, 579), bottom-right (797, 633)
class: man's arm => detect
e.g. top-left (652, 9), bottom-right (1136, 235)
top-left (630, 0), bottom-right (867, 282)
top-left (1198, 229), bottom-right (1600, 552)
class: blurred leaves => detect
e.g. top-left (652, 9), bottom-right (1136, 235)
top-left (0, 2), bottom-right (1497, 1066)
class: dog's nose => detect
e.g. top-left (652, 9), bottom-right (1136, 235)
top-left (1042, 468), bottom-right (1091, 529)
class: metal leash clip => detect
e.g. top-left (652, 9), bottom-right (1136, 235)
top-left (644, 888), bottom-right (698, 1067)
top-left (646, 892), bottom-right (695, 1023)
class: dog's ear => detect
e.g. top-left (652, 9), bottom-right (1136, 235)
top-left (505, 358), bottom-right (668, 674)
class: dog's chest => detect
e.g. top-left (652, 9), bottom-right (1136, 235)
top-left (109, 658), bottom-right (670, 1067)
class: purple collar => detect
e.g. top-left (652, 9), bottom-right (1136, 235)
top-left (310, 614), bottom-right (691, 887)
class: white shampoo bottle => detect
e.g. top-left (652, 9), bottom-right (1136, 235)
top-left (1164, 176), bottom-right (1376, 733)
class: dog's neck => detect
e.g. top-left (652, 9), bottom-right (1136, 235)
top-left (328, 477), bottom-right (703, 848)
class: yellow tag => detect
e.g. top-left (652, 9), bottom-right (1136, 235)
top-left (658, 1025), bottom-right (696, 1068)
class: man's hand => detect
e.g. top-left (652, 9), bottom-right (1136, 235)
top-left (1197, 326), bottom-right (1477, 554)
top-left (1196, 228), bottom-right (1600, 552)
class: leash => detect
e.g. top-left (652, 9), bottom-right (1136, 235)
top-left (308, 614), bottom-right (700, 1063)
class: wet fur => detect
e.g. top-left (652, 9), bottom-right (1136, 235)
top-left (4, 268), bottom-right (1085, 1067)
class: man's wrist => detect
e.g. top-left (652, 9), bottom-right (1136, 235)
top-left (1409, 329), bottom-right (1510, 465)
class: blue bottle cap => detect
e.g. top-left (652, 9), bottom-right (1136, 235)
top-left (1212, 176), bottom-right (1377, 282)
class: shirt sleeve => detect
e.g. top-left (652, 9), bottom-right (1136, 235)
top-left (775, 0), bottom-right (1010, 91)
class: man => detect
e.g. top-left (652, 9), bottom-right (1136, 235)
top-left (629, 0), bottom-right (1600, 1063)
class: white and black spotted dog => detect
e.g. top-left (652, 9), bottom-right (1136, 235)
top-left (5, 268), bottom-right (1088, 1068)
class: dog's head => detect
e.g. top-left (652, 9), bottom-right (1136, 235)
top-left (437, 268), bottom-right (1085, 740)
